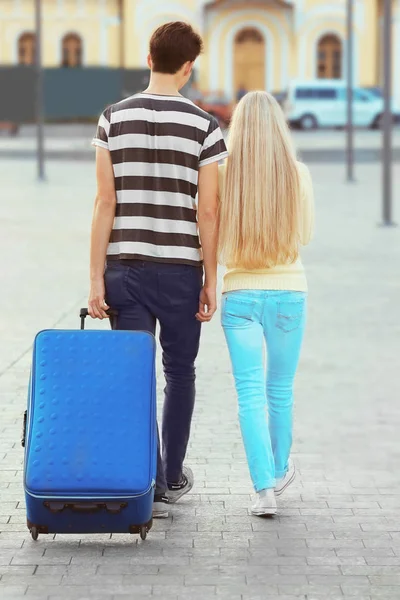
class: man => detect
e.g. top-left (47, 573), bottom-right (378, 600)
top-left (89, 22), bottom-right (228, 518)
top-left (237, 85), bottom-right (247, 102)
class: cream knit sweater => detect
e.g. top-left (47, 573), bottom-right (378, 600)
top-left (218, 162), bottom-right (314, 293)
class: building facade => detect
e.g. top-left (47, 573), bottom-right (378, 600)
top-left (1, 0), bottom-right (399, 103)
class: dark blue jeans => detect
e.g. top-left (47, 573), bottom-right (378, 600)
top-left (104, 260), bottom-right (203, 495)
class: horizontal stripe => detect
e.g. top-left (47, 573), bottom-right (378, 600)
top-left (110, 228), bottom-right (200, 249)
top-left (200, 140), bottom-right (229, 164)
top-left (207, 116), bottom-right (220, 134)
top-left (109, 133), bottom-right (201, 157)
top-left (107, 241), bottom-right (201, 263)
top-left (111, 147), bottom-right (199, 171)
top-left (113, 216), bottom-right (198, 236)
top-left (113, 161), bottom-right (198, 185)
top-left (113, 108), bottom-right (209, 132)
top-left (115, 201), bottom-right (197, 222)
top-left (114, 176), bottom-right (197, 198)
top-left (92, 138), bottom-right (108, 150)
top-left (203, 126), bottom-right (225, 151)
top-left (199, 152), bottom-right (228, 168)
top-left (99, 113), bottom-right (110, 136)
top-left (116, 189), bottom-right (196, 210)
top-left (94, 127), bottom-right (108, 144)
top-left (111, 120), bottom-right (204, 144)
top-left (199, 150), bottom-right (229, 168)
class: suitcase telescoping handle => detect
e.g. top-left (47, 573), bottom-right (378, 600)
top-left (44, 501), bottom-right (127, 514)
top-left (79, 308), bottom-right (118, 330)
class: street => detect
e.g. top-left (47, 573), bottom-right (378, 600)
top-left (0, 126), bottom-right (400, 164)
top-left (1, 158), bottom-right (400, 599)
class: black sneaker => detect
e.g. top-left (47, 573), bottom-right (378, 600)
top-left (153, 494), bottom-right (169, 519)
top-left (167, 466), bottom-right (194, 504)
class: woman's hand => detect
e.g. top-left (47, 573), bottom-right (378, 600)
top-left (196, 285), bottom-right (217, 322)
top-left (88, 278), bottom-right (109, 319)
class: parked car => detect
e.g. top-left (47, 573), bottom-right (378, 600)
top-left (283, 79), bottom-right (391, 130)
top-left (362, 86), bottom-right (400, 123)
top-left (196, 94), bottom-right (232, 128)
top-left (0, 122), bottom-right (19, 136)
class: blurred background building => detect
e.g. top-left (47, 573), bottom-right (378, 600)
top-left (0, 0), bottom-right (399, 121)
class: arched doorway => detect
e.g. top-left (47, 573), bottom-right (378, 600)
top-left (18, 32), bottom-right (36, 65)
top-left (61, 33), bottom-right (83, 67)
top-left (317, 34), bottom-right (342, 79)
top-left (234, 28), bottom-right (265, 98)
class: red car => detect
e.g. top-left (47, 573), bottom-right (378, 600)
top-left (0, 122), bottom-right (19, 136)
top-left (196, 94), bottom-right (232, 128)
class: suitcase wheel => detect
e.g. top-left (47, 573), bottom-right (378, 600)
top-left (140, 526), bottom-right (147, 541)
top-left (30, 527), bottom-right (39, 541)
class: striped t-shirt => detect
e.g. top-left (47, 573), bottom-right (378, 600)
top-left (92, 93), bottom-right (228, 266)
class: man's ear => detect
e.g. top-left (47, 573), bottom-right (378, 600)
top-left (184, 61), bottom-right (194, 78)
top-left (147, 54), bottom-right (152, 69)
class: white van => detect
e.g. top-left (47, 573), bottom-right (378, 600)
top-left (284, 79), bottom-right (384, 130)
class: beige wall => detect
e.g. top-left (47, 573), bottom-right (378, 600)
top-left (0, 0), bottom-right (121, 67)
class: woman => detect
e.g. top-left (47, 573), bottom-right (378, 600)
top-left (218, 91), bottom-right (314, 516)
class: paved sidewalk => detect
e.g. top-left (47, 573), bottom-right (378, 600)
top-left (1, 159), bottom-right (400, 600)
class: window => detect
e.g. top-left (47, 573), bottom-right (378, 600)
top-left (18, 32), bottom-right (36, 65)
top-left (353, 89), bottom-right (371, 102)
top-left (337, 89), bottom-right (373, 102)
top-left (316, 89), bottom-right (337, 99)
top-left (62, 33), bottom-right (82, 68)
top-left (317, 35), bottom-right (342, 79)
top-left (295, 88), bottom-right (313, 99)
top-left (295, 88), bottom-right (336, 100)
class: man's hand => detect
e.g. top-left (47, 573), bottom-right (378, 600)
top-left (88, 278), bottom-right (109, 319)
top-left (196, 285), bottom-right (217, 322)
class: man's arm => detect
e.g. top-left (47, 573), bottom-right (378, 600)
top-left (88, 147), bottom-right (116, 319)
top-left (196, 161), bottom-right (219, 323)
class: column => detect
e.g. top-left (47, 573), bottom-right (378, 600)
top-left (123, 0), bottom-right (141, 68)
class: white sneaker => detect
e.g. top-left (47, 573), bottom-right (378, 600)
top-left (167, 466), bottom-right (194, 504)
top-left (152, 495), bottom-right (169, 519)
top-left (251, 489), bottom-right (277, 517)
top-left (275, 460), bottom-right (296, 496)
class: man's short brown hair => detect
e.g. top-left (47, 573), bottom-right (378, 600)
top-left (150, 22), bottom-right (203, 74)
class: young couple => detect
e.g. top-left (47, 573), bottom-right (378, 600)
top-left (89, 22), bottom-right (314, 518)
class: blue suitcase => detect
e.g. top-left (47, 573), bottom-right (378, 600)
top-left (22, 309), bottom-right (157, 541)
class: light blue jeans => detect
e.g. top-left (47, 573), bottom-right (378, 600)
top-left (221, 290), bottom-right (307, 492)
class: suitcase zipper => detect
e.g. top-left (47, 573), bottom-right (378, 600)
top-left (25, 486), bottom-right (154, 501)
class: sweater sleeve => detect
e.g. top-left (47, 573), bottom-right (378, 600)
top-left (297, 162), bottom-right (314, 246)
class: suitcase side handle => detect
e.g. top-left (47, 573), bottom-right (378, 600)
top-left (44, 501), bottom-right (127, 514)
top-left (21, 410), bottom-right (27, 448)
top-left (79, 308), bottom-right (118, 330)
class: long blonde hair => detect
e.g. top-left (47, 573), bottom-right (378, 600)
top-left (218, 91), bottom-right (301, 270)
